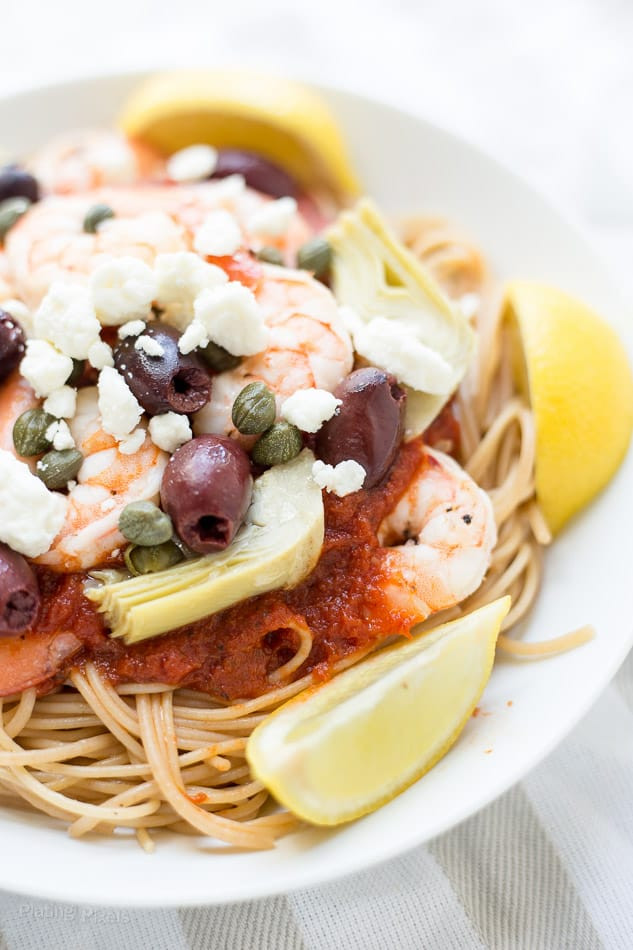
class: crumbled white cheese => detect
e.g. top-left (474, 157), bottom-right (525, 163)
top-left (20, 340), bottom-right (73, 397)
top-left (118, 319), bottom-right (146, 340)
top-left (89, 256), bottom-right (157, 326)
top-left (311, 459), bottom-right (366, 497)
top-left (118, 428), bottom-right (146, 455)
top-left (192, 282), bottom-right (268, 356)
top-left (34, 281), bottom-right (101, 360)
top-left (281, 389), bottom-right (341, 433)
top-left (248, 197), bottom-right (297, 237)
top-left (87, 339), bottom-right (114, 370)
top-left (154, 252), bottom-right (227, 330)
top-left (193, 210), bottom-right (242, 258)
top-left (97, 366), bottom-right (143, 438)
top-left (352, 317), bottom-right (454, 394)
top-left (178, 322), bottom-right (209, 355)
top-left (45, 419), bottom-right (75, 451)
top-left (43, 385), bottom-right (77, 420)
top-left (135, 335), bottom-right (164, 358)
top-left (1, 298), bottom-right (33, 337)
top-left (149, 412), bottom-right (192, 453)
top-left (209, 174), bottom-right (246, 200)
top-left (166, 144), bottom-right (218, 183)
top-left (0, 450), bottom-right (68, 557)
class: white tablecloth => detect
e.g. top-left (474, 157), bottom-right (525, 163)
top-left (1, 1), bottom-right (632, 946)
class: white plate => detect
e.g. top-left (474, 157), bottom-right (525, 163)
top-left (0, 71), bottom-right (631, 908)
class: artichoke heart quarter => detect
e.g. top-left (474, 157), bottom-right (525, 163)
top-left (87, 451), bottom-right (324, 644)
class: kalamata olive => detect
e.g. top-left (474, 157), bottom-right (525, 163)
top-left (0, 309), bottom-right (26, 382)
top-left (161, 435), bottom-right (252, 554)
top-left (0, 165), bottom-right (40, 204)
top-left (315, 367), bottom-right (406, 488)
top-left (0, 542), bottom-right (40, 635)
top-left (212, 149), bottom-right (298, 198)
top-left (113, 323), bottom-right (212, 416)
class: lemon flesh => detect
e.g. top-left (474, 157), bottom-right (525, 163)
top-left (504, 281), bottom-right (633, 535)
top-left (119, 69), bottom-right (360, 201)
top-left (247, 597), bottom-right (510, 826)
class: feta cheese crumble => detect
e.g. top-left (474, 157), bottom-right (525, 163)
top-left (312, 459), bottom-right (366, 497)
top-left (135, 335), bottom-right (164, 358)
top-left (45, 419), bottom-right (75, 451)
top-left (281, 389), bottom-right (341, 433)
top-left (20, 340), bottom-right (73, 397)
top-left (118, 319), bottom-right (146, 340)
top-left (90, 256), bottom-right (157, 326)
top-left (178, 322), bottom-right (209, 355)
top-left (149, 412), bottom-right (192, 453)
top-left (248, 197), bottom-right (297, 237)
top-left (97, 366), bottom-right (143, 438)
top-left (191, 282), bottom-right (268, 356)
top-left (0, 450), bottom-right (67, 557)
top-left (193, 210), bottom-right (242, 258)
top-left (166, 144), bottom-right (218, 183)
top-left (352, 317), bottom-right (454, 394)
top-left (87, 339), bottom-right (114, 370)
top-left (154, 252), bottom-right (228, 330)
top-left (118, 428), bottom-right (146, 456)
top-left (43, 385), bottom-right (77, 419)
top-left (34, 281), bottom-right (101, 360)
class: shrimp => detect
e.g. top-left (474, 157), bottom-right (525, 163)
top-left (0, 371), bottom-right (38, 460)
top-left (376, 447), bottom-right (496, 622)
top-left (194, 265), bottom-right (354, 439)
top-left (5, 182), bottom-right (313, 311)
top-left (26, 129), bottom-right (166, 195)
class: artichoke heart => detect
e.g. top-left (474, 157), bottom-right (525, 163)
top-left (87, 450), bottom-right (324, 645)
top-left (328, 198), bottom-right (474, 436)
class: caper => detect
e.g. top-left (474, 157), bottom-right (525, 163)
top-left (0, 196), bottom-right (30, 242)
top-left (251, 421), bottom-right (303, 466)
top-left (36, 448), bottom-right (83, 490)
top-left (297, 237), bottom-right (331, 278)
top-left (124, 540), bottom-right (184, 576)
top-left (118, 500), bottom-right (174, 547)
top-left (66, 358), bottom-right (85, 387)
top-left (199, 340), bottom-right (241, 373)
top-left (232, 382), bottom-right (276, 435)
top-left (256, 245), bottom-right (283, 266)
top-left (83, 203), bottom-right (115, 234)
top-left (12, 408), bottom-right (55, 457)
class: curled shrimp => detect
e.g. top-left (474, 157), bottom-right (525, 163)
top-left (194, 265), bottom-right (354, 439)
top-left (376, 447), bottom-right (496, 622)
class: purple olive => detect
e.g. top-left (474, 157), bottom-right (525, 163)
top-left (0, 543), bottom-right (40, 635)
top-left (113, 323), bottom-right (212, 416)
top-left (0, 165), bottom-right (40, 204)
top-left (161, 435), bottom-right (252, 554)
top-left (212, 149), bottom-right (298, 198)
top-left (0, 309), bottom-right (26, 383)
top-left (315, 367), bottom-right (407, 488)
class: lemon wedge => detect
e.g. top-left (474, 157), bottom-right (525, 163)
top-left (247, 597), bottom-right (510, 826)
top-left (119, 69), bottom-right (360, 201)
top-left (504, 281), bottom-right (633, 535)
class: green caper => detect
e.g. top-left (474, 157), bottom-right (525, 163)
top-left (66, 358), bottom-right (85, 387)
top-left (199, 340), bottom-right (241, 372)
top-left (118, 500), bottom-right (174, 546)
top-left (36, 448), bottom-right (83, 490)
top-left (251, 421), bottom-right (303, 466)
top-left (297, 237), bottom-right (332, 278)
top-left (12, 408), bottom-right (56, 457)
top-left (0, 197), bottom-right (30, 242)
top-left (83, 203), bottom-right (115, 234)
top-left (232, 382), bottom-right (276, 435)
top-left (256, 245), bottom-right (284, 266)
top-left (124, 540), bottom-right (184, 576)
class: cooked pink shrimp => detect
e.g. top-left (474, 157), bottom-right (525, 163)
top-left (5, 182), bottom-right (313, 310)
top-left (194, 265), bottom-right (354, 439)
top-left (26, 129), bottom-right (166, 195)
top-left (35, 387), bottom-right (168, 572)
top-left (376, 447), bottom-right (496, 620)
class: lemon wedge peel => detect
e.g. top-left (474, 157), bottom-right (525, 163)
top-left (504, 281), bottom-right (633, 535)
top-left (247, 596), bottom-right (510, 826)
top-left (328, 199), bottom-right (475, 437)
top-left (118, 69), bottom-right (361, 201)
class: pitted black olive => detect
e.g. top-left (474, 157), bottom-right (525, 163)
top-left (161, 435), bottom-right (252, 554)
top-left (0, 543), bottom-right (40, 635)
top-left (113, 323), bottom-right (212, 416)
top-left (0, 165), bottom-right (40, 204)
top-left (315, 367), bottom-right (406, 488)
top-left (212, 149), bottom-right (298, 198)
top-left (0, 309), bottom-right (26, 382)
